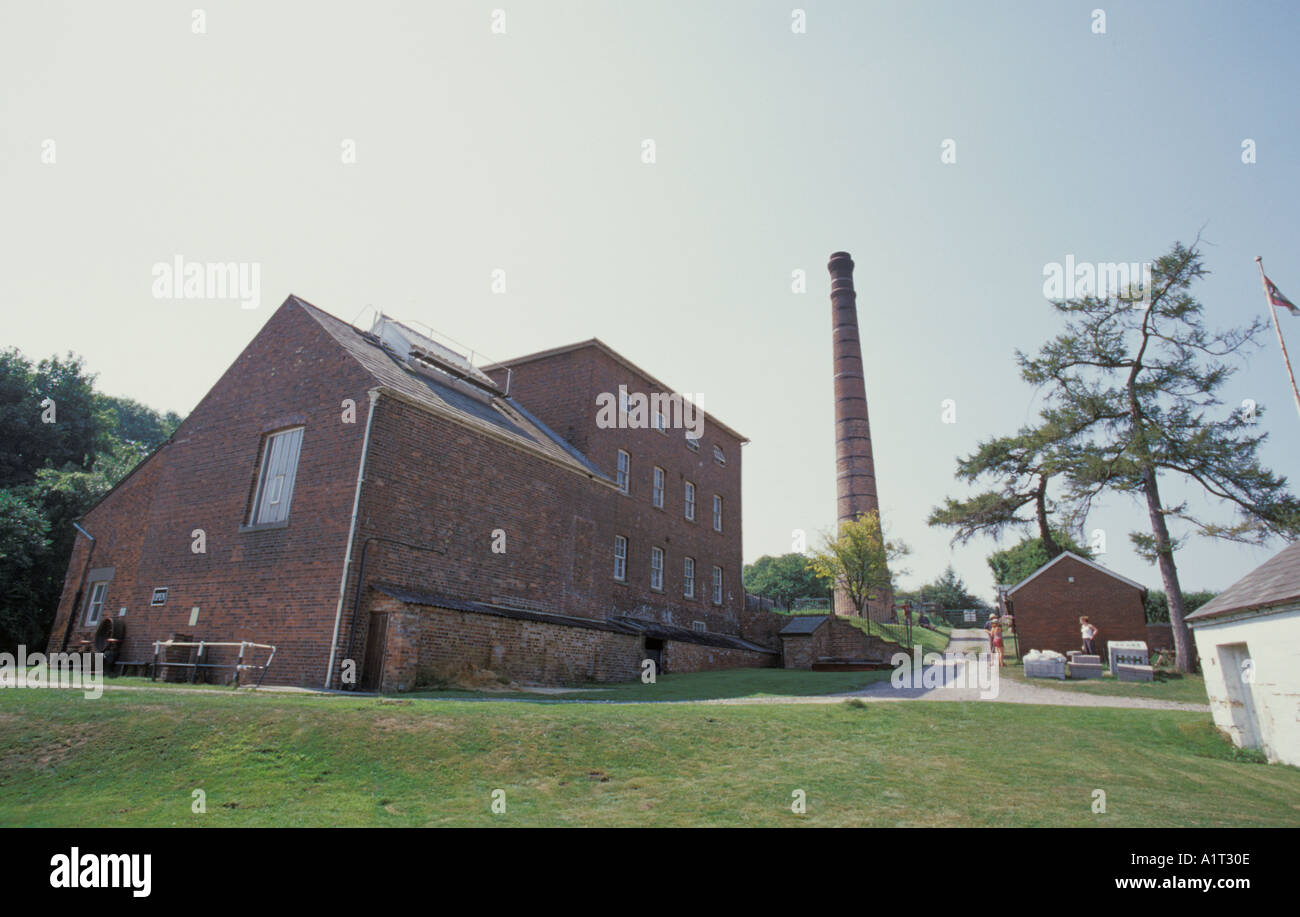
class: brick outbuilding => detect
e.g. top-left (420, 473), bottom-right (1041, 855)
top-left (47, 296), bottom-right (776, 689)
top-left (1003, 552), bottom-right (1148, 661)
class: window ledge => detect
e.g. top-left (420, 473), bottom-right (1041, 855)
top-left (239, 520), bottom-right (290, 533)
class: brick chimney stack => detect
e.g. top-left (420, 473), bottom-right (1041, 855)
top-left (828, 252), bottom-right (889, 618)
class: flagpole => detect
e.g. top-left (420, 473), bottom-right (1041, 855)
top-left (1256, 256), bottom-right (1300, 422)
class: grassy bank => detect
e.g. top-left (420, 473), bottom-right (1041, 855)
top-left (1, 685), bottom-right (1294, 827)
top-left (410, 666), bottom-right (896, 702)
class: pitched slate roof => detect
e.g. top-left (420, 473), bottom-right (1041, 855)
top-left (1186, 541), bottom-right (1300, 623)
top-left (292, 296), bottom-right (610, 481)
top-left (372, 584), bottom-right (775, 654)
top-left (778, 614), bottom-right (828, 635)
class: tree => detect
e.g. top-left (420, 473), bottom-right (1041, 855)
top-left (928, 424), bottom-right (1083, 558)
top-left (0, 346), bottom-right (181, 652)
top-left (98, 395), bottom-right (181, 449)
top-left (0, 489), bottom-right (51, 650)
top-left (0, 349), bottom-right (110, 489)
top-left (743, 553), bottom-right (832, 610)
top-left (1143, 589), bottom-right (1217, 623)
top-left (806, 511), bottom-right (909, 616)
top-left (987, 532), bottom-right (1092, 586)
top-left (918, 565), bottom-right (990, 612)
top-left (1019, 239), bottom-right (1300, 672)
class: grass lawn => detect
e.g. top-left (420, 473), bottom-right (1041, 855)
top-left (408, 667), bottom-right (895, 702)
top-left (1, 685), bottom-right (1296, 827)
top-left (1000, 663), bottom-right (1210, 705)
top-left (861, 620), bottom-right (953, 656)
top-left (777, 610), bottom-right (953, 658)
top-left (86, 667), bottom-right (899, 702)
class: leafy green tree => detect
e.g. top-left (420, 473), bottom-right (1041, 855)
top-left (98, 395), bottom-right (180, 449)
top-left (918, 564), bottom-right (990, 612)
top-left (18, 438), bottom-right (150, 651)
top-left (743, 553), bottom-right (832, 610)
top-left (1143, 590), bottom-right (1217, 623)
top-left (0, 489), bottom-right (52, 649)
top-left (0, 349), bottom-right (110, 489)
top-left (806, 511), bottom-right (909, 617)
top-left (1019, 239), bottom-right (1300, 671)
top-left (987, 532), bottom-right (1092, 586)
top-left (0, 346), bottom-right (180, 652)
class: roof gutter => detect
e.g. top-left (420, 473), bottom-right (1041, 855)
top-left (324, 388), bottom-right (380, 689)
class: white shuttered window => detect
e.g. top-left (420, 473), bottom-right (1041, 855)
top-left (252, 427), bottom-right (305, 525)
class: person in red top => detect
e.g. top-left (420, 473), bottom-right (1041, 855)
top-left (990, 621), bottom-right (1005, 667)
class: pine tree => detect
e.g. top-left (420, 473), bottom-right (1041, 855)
top-left (1019, 240), bottom-right (1300, 672)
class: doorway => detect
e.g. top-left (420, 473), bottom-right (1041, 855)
top-left (361, 612), bottom-right (390, 691)
top-left (644, 638), bottom-right (664, 677)
top-left (1216, 642), bottom-right (1262, 749)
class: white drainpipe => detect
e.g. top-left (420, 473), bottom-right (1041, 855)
top-left (324, 388), bottom-right (380, 689)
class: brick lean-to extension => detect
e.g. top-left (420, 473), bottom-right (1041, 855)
top-left (828, 252), bottom-right (890, 619)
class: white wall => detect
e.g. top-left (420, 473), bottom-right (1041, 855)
top-left (1192, 604), bottom-right (1300, 768)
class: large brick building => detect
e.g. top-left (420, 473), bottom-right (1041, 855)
top-left (47, 295), bottom-right (777, 690)
top-left (1001, 552), bottom-right (1148, 660)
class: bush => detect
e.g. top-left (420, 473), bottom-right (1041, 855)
top-left (1144, 590), bottom-right (1217, 623)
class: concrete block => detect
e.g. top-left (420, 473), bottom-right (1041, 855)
top-left (1116, 663), bottom-right (1154, 682)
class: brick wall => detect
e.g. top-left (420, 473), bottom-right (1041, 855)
top-left (661, 640), bottom-right (775, 674)
top-left (48, 303), bottom-right (759, 692)
top-left (782, 634), bottom-right (818, 668)
top-left (335, 393), bottom-right (621, 683)
top-left (823, 617), bottom-right (895, 661)
top-left (485, 345), bottom-right (745, 635)
top-left (1008, 555), bottom-right (1148, 660)
top-left (779, 618), bottom-right (895, 668)
top-left (373, 594), bottom-right (647, 691)
top-left (1146, 622), bottom-right (1173, 650)
top-left (737, 603), bottom-right (787, 651)
top-left (48, 300), bottom-right (374, 687)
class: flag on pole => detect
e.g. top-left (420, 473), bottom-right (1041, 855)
top-left (1257, 257), bottom-right (1300, 422)
top-left (1264, 274), bottom-right (1299, 316)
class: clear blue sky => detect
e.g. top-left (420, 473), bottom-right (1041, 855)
top-left (3, 1), bottom-right (1298, 600)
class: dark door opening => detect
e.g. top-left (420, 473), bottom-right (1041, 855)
top-left (644, 637), bottom-right (664, 677)
top-left (360, 612), bottom-right (390, 691)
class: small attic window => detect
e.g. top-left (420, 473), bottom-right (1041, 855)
top-left (712, 445), bottom-right (726, 465)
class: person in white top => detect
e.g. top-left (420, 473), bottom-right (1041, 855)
top-left (1079, 616), bottom-right (1098, 656)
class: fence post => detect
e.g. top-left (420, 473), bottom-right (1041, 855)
top-left (151, 642), bottom-right (159, 681)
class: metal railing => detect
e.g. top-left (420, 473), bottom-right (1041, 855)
top-left (150, 640), bottom-right (277, 689)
